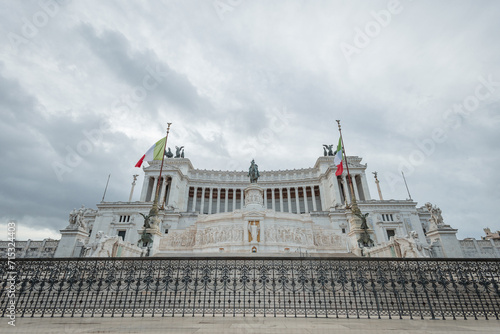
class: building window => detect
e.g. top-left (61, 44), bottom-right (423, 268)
top-left (118, 230), bottom-right (126, 241)
top-left (382, 214), bottom-right (394, 222)
top-left (342, 228), bottom-right (346, 234)
top-left (119, 215), bottom-right (131, 223)
top-left (165, 229), bottom-right (169, 234)
top-left (386, 229), bottom-right (396, 240)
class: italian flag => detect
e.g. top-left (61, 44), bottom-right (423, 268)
top-left (334, 136), bottom-right (343, 176)
top-left (135, 137), bottom-right (166, 167)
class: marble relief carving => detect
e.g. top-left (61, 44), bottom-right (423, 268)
top-left (165, 229), bottom-right (196, 248)
top-left (196, 226), bottom-right (243, 246)
top-left (244, 189), bottom-right (263, 206)
top-left (264, 226), bottom-right (313, 245)
top-left (313, 229), bottom-right (344, 248)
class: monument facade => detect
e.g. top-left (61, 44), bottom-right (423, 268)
top-left (48, 153), bottom-right (499, 258)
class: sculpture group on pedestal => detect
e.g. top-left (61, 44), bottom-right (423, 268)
top-left (425, 202), bottom-right (444, 230)
top-left (396, 231), bottom-right (431, 258)
top-left (67, 205), bottom-right (94, 231)
top-left (137, 211), bottom-right (161, 253)
top-left (248, 159), bottom-right (260, 183)
top-left (322, 144), bottom-right (335, 156)
top-left (355, 211), bottom-right (374, 248)
top-left (84, 231), bottom-right (119, 257)
top-left (175, 146), bottom-right (184, 158)
top-left (164, 146), bottom-right (185, 159)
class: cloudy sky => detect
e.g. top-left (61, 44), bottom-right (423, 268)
top-left (0, 0), bottom-right (499, 240)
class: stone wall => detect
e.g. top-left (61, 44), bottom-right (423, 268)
top-left (460, 239), bottom-right (500, 258)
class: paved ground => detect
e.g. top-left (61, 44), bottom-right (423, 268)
top-left (3, 316), bottom-right (499, 334)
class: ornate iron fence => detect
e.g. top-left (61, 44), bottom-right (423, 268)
top-left (1, 257), bottom-right (499, 319)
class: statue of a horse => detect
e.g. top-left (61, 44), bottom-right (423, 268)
top-left (248, 159), bottom-right (260, 183)
top-left (175, 146), bottom-right (184, 158)
top-left (165, 147), bottom-right (173, 158)
top-left (323, 144), bottom-right (334, 156)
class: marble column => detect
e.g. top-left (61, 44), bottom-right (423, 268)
top-left (303, 186), bottom-right (309, 213)
top-left (351, 175), bottom-right (360, 201)
top-left (151, 176), bottom-right (158, 201)
top-left (342, 175), bottom-right (351, 203)
top-left (311, 186), bottom-right (317, 211)
top-left (264, 189), bottom-right (268, 209)
top-left (295, 187), bottom-right (300, 213)
top-left (318, 184), bottom-right (325, 211)
top-left (184, 186), bottom-right (191, 211)
top-left (333, 176), bottom-right (342, 205)
top-left (200, 187), bottom-right (206, 214)
top-left (279, 188), bottom-right (284, 212)
top-left (360, 173), bottom-right (371, 200)
top-left (208, 188), bottom-right (213, 214)
top-left (287, 187), bottom-right (292, 213)
top-left (165, 179), bottom-right (171, 206)
top-left (140, 176), bottom-right (150, 201)
top-left (216, 187), bottom-right (221, 213)
top-left (158, 177), bottom-right (164, 203)
top-left (224, 187), bottom-right (229, 212)
top-left (159, 177), bottom-right (167, 205)
top-left (271, 188), bottom-right (276, 211)
top-left (192, 187), bottom-right (198, 212)
top-left (232, 189), bottom-right (236, 212)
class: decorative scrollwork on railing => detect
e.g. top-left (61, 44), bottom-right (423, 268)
top-left (1, 257), bottom-right (499, 320)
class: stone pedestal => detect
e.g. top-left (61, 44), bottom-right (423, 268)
top-left (54, 228), bottom-right (89, 257)
top-left (426, 225), bottom-right (463, 258)
top-left (244, 184), bottom-right (264, 211)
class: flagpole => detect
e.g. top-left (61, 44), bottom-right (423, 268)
top-left (336, 120), bottom-right (359, 213)
top-left (150, 123), bottom-right (172, 216)
top-left (401, 171), bottom-right (412, 200)
top-left (101, 174), bottom-right (111, 203)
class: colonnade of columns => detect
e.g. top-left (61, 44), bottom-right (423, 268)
top-left (187, 187), bottom-right (245, 214)
top-left (142, 176), bottom-right (171, 205)
top-left (186, 185), bottom-right (322, 214)
top-left (264, 185), bottom-right (321, 214)
top-left (337, 174), bottom-right (367, 204)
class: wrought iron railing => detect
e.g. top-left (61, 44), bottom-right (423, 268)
top-left (1, 257), bottom-right (499, 319)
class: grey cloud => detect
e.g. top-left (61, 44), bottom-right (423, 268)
top-left (0, 0), bottom-right (499, 240)
top-left (78, 23), bottom-right (214, 119)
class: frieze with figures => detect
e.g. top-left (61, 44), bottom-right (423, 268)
top-left (313, 228), bottom-right (346, 249)
top-left (264, 225), bottom-right (313, 245)
top-left (161, 228), bottom-right (196, 248)
top-left (197, 226), bottom-right (244, 246)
